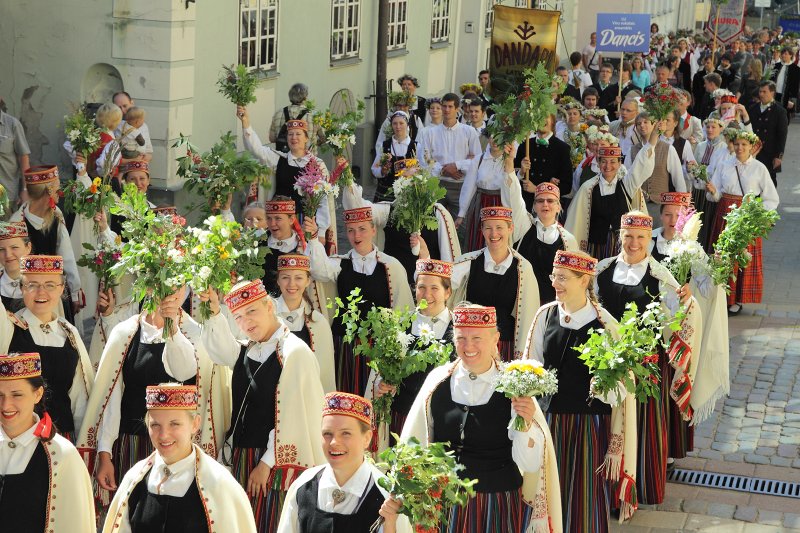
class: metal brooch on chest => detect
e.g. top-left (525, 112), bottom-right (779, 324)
top-left (285, 315), bottom-right (295, 323)
top-left (40, 323), bottom-right (52, 334)
top-left (468, 372), bottom-right (478, 381)
top-left (331, 488), bottom-right (346, 505)
top-left (564, 315), bottom-right (571, 324)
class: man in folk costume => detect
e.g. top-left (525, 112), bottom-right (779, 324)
top-left (0, 255), bottom-right (94, 442)
top-left (76, 286), bottom-right (226, 506)
top-left (340, 165), bottom-right (460, 286)
top-left (565, 122), bottom-right (658, 261)
top-left (401, 305), bottom-right (562, 533)
top-left (200, 279), bottom-right (326, 532)
top-left (448, 207), bottom-right (540, 361)
top-left (524, 251), bottom-right (638, 531)
top-left (278, 393), bottom-right (412, 533)
top-left (301, 206), bottom-right (414, 394)
top-left (103, 384), bottom-right (256, 533)
top-left (0, 352), bottom-right (96, 532)
top-left (609, 98), bottom-right (643, 163)
top-left (594, 212), bottom-right (701, 504)
top-left (0, 221), bottom-right (32, 313)
top-left (648, 193), bottom-right (730, 428)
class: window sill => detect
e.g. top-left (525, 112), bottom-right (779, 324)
top-left (430, 40), bottom-right (451, 50)
top-left (255, 69), bottom-right (279, 80)
top-left (387, 48), bottom-right (409, 58)
top-left (330, 56), bottom-right (362, 68)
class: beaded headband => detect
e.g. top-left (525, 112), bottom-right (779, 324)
top-left (535, 182), bottom-right (560, 199)
top-left (453, 305), bottom-right (497, 328)
top-left (620, 213), bottom-right (653, 230)
top-left (21, 255), bottom-right (63, 274)
top-left (224, 280), bottom-right (268, 313)
top-left (121, 160), bottom-right (150, 176)
top-left (24, 165), bottom-right (59, 186)
top-left (145, 384), bottom-right (199, 410)
top-left (265, 200), bottom-right (296, 215)
top-left (0, 353), bottom-right (42, 380)
top-left (322, 392), bottom-right (373, 426)
top-left (277, 254), bottom-right (310, 271)
top-left (597, 146), bottom-right (623, 158)
top-left (285, 119), bottom-right (308, 132)
top-left (660, 192), bottom-right (692, 206)
top-left (553, 250), bottom-right (597, 276)
top-left (0, 221), bottom-right (28, 241)
top-left (415, 258), bottom-right (453, 279)
top-left (480, 206), bottom-right (512, 222)
top-left (343, 207), bottom-right (373, 224)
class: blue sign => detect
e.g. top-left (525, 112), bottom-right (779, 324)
top-left (779, 15), bottom-right (800, 34)
top-left (595, 13), bottom-right (651, 54)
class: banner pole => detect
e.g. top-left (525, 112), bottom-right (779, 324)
top-left (711, 3), bottom-right (721, 66)
top-left (617, 51), bottom-right (624, 117)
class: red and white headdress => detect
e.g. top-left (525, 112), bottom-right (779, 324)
top-left (285, 119), bottom-right (308, 132)
top-left (415, 259), bottom-right (453, 279)
top-left (153, 206), bottom-right (178, 217)
top-left (121, 160), bottom-right (150, 176)
top-left (224, 280), bottom-right (269, 313)
top-left (277, 254), bottom-right (310, 271)
top-left (660, 192), bottom-right (692, 207)
top-left (553, 250), bottom-right (598, 276)
top-left (343, 207), bottom-right (373, 224)
top-left (535, 182), bottom-right (560, 199)
top-left (0, 352), bottom-right (42, 380)
top-left (0, 222), bottom-right (28, 241)
top-left (597, 146), bottom-right (623, 158)
top-left (23, 165), bottom-right (59, 186)
top-left (453, 305), bottom-right (497, 328)
top-left (21, 255), bottom-right (63, 275)
top-left (620, 213), bottom-right (653, 230)
top-left (265, 200), bottom-right (296, 215)
top-left (145, 384), bottom-right (199, 410)
top-left (322, 392), bottom-right (373, 426)
top-left (480, 206), bottom-right (512, 222)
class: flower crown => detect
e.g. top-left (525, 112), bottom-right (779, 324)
top-left (733, 130), bottom-right (760, 144)
top-left (459, 83), bottom-right (483, 96)
top-left (388, 91), bottom-right (417, 107)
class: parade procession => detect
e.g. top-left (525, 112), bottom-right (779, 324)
top-left (1, 0), bottom-right (798, 531)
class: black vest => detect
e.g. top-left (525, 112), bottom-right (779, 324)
top-left (596, 260), bottom-right (661, 320)
top-left (23, 215), bottom-right (58, 255)
top-left (293, 322), bottom-right (313, 350)
top-left (541, 306), bottom-right (610, 415)
top-left (1, 294), bottom-right (24, 314)
top-left (431, 376), bottom-right (522, 493)
top-left (10, 325), bottom-right (79, 433)
top-left (230, 345), bottom-right (282, 449)
top-left (296, 469), bottom-right (385, 532)
top-left (332, 258), bottom-right (391, 337)
top-left (383, 210), bottom-right (441, 287)
top-left (374, 138), bottom-right (416, 203)
top-left (275, 156), bottom-right (305, 216)
top-left (0, 442), bottom-right (49, 533)
top-left (517, 228), bottom-right (564, 304)
top-left (465, 252), bottom-right (519, 341)
top-left (651, 236), bottom-right (667, 263)
top-left (589, 183), bottom-right (631, 245)
top-left (128, 474), bottom-right (209, 533)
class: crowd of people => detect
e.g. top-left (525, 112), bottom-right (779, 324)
top-left (0, 21), bottom-right (794, 533)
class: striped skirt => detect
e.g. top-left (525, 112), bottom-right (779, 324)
top-left (691, 187), bottom-right (717, 253)
top-left (333, 335), bottom-right (370, 395)
top-left (636, 351), bottom-right (669, 505)
top-left (665, 365), bottom-right (694, 459)
top-left (465, 189), bottom-right (501, 253)
top-left (112, 433), bottom-right (155, 485)
top-left (546, 412), bottom-right (612, 533)
top-left (442, 489), bottom-right (527, 533)
top-left (709, 194), bottom-right (764, 305)
top-left (586, 231), bottom-right (621, 262)
top-left (497, 339), bottom-right (515, 363)
top-left (231, 446), bottom-right (285, 533)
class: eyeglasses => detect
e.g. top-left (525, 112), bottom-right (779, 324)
top-left (22, 282), bottom-right (64, 292)
top-left (548, 274), bottom-right (576, 284)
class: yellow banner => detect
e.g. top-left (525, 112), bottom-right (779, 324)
top-left (490, 5), bottom-right (560, 76)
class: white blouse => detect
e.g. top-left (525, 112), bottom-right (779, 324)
top-left (706, 157), bottom-right (780, 211)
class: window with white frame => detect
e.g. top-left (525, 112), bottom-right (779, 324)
top-left (388, 0), bottom-right (408, 50)
top-left (515, 0), bottom-right (529, 8)
top-left (239, 0), bottom-right (279, 71)
top-left (431, 0), bottom-right (451, 44)
top-left (331, 0), bottom-right (361, 61)
top-left (485, 0), bottom-right (496, 34)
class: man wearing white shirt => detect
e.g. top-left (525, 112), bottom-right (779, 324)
top-left (112, 91), bottom-right (153, 162)
top-left (676, 89), bottom-right (704, 146)
top-left (610, 98), bottom-right (643, 161)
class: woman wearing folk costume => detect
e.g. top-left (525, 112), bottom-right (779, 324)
top-left (274, 253), bottom-right (336, 393)
top-left (0, 255), bottom-right (94, 443)
top-left (445, 206), bottom-right (539, 362)
top-left (401, 304), bottom-right (561, 533)
top-left (524, 250), bottom-right (637, 531)
top-left (370, 258), bottom-right (456, 443)
top-left (199, 279), bottom-right (326, 532)
top-left (456, 140), bottom-right (519, 252)
top-left (102, 384), bottom-right (256, 533)
top-left (370, 110), bottom-right (417, 203)
top-left (706, 130), bottom-right (780, 313)
top-left (375, 91), bottom-right (425, 152)
top-left (649, 193), bottom-right (731, 428)
top-left (691, 118), bottom-right (728, 249)
top-left (554, 98), bottom-right (585, 144)
top-left (257, 199), bottom-right (309, 296)
top-left (278, 393), bottom-right (412, 533)
top-left (570, 125), bottom-right (613, 193)
top-left (594, 212), bottom-right (701, 505)
top-left (708, 95), bottom-right (753, 133)
top-left (565, 123), bottom-right (658, 261)
top-left (0, 221), bottom-right (31, 313)
top-left (340, 171), bottom-right (460, 287)
top-left (237, 107), bottom-right (335, 245)
top-left (660, 109), bottom-right (697, 178)
top-left (76, 286), bottom-right (224, 507)
top-left (503, 174), bottom-right (578, 304)
top-left (0, 352), bottom-right (96, 532)
top-left (302, 206), bottom-right (414, 394)
top-left (10, 165), bottom-right (84, 324)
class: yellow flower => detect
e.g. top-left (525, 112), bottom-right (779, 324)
top-left (92, 177), bottom-right (102, 187)
top-left (220, 251), bottom-right (230, 260)
top-left (506, 361), bottom-right (534, 373)
top-left (115, 235), bottom-right (122, 245)
top-left (192, 246), bottom-right (202, 254)
top-left (532, 366), bottom-right (545, 376)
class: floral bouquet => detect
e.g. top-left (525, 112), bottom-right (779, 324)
top-left (494, 360), bottom-right (558, 431)
top-left (331, 290), bottom-right (453, 426)
top-left (174, 132), bottom-right (270, 216)
top-left (642, 82), bottom-right (680, 121)
top-left (185, 215), bottom-right (266, 322)
top-left (389, 169), bottom-right (447, 256)
top-left (293, 158), bottom-right (339, 237)
top-left (687, 163), bottom-right (708, 183)
top-left (63, 175), bottom-right (117, 235)
top-left (378, 152), bottom-right (393, 175)
top-left (0, 183), bottom-right (8, 219)
top-left (564, 130), bottom-right (588, 169)
top-left (313, 96), bottom-right (366, 187)
top-left (574, 301), bottom-right (684, 404)
top-left (110, 184), bottom-right (192, 340)
top-left (663, 207), bottom-right (710, 285)
top-left (584, 108), bottom-right (609, 120)
top-left (709, 193), bottom-right (780, 289)
top-left (487, 64), bottom-right (562, 150)
top-left (63, 105), bottom-right (103, 160)
top-left (76, 237), bottom-right (123, 290)
top-left (217, 64), bottom-right (260, 107)
top-left (370, 437), bottom-right (477, 533)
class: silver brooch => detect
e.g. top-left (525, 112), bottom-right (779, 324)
top-left (468, 372), bottom-right (477, 381)
top-left (331, 488), bottom-right (346, 505)
top-left (285, 315), bottom-right (295, 323)
top-left (40, 323), bottom-right (52, 334)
